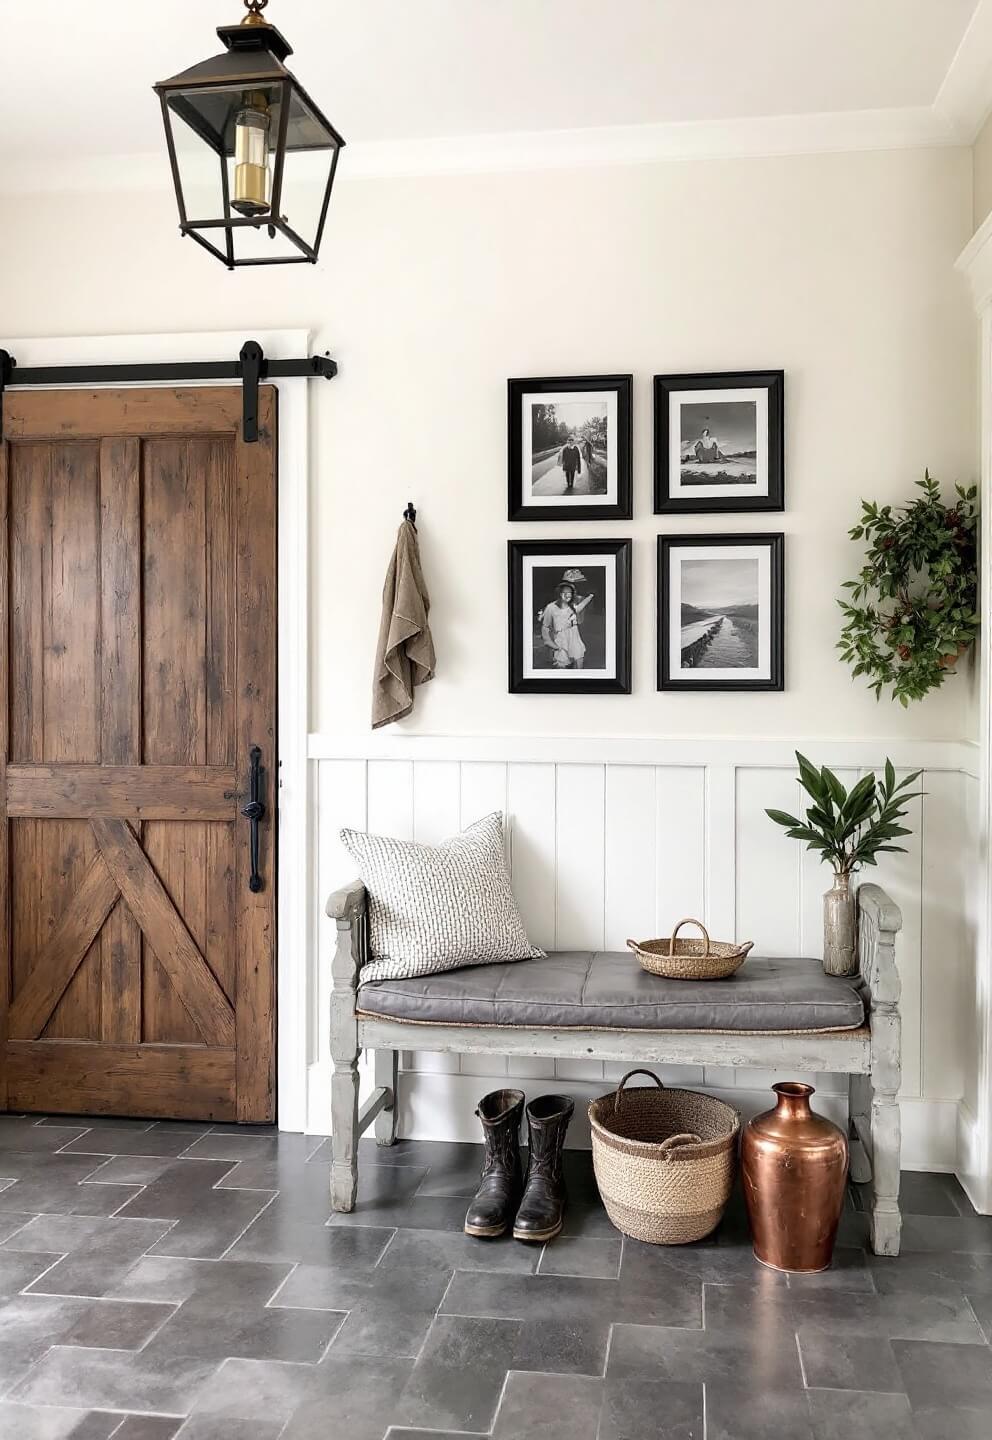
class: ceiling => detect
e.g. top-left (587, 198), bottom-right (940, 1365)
top-left (2, 0), bottom-right (990, 177)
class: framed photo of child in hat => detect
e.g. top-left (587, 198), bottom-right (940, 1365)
top-left (508, 539), bottom-right (632, 694)
top-left (508, 375), bottom-right (633, 521)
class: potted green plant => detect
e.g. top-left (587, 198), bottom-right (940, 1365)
top-left (766, 753), bottom-right (922, 975)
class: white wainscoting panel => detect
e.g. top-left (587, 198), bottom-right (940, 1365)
top-left (308, 738), bottom-right (975, 1171)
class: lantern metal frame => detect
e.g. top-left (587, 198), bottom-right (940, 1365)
top-left (154, 5), bottom-right (345, 269)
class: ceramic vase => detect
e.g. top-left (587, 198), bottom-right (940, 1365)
top-left (742, 1082), bottom-right (849, 1273)
top-left (823, 871), bottom-right (857, 977)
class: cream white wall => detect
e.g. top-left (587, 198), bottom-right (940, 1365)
top-left (0, 142), bottom-right (982, 1173)
top-left (0, 145), bottom-right (978, 741)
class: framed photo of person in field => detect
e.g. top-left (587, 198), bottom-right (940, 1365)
top-left (658, 533), bottom-right (784, 692)
top-left (509, 539), bottom-right (632, 694)
top-left (654, 371), bottom-right (784, 514)
top-left (508, 375), bottom-right (632, 521)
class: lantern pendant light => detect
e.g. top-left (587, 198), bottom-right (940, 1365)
top-left (154, 0), bottom-right (345, 269)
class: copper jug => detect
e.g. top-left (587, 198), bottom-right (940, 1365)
top-left (741, 1082), bottom-right (848, 1273)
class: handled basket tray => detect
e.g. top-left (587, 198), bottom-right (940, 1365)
top-left (627, 918), bottom-right (753, 981)
top-left (589, 1069), bottom-right (740, 1244)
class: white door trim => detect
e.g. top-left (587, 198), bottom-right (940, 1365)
top-left (0, 328), bottom-right (313, 1132)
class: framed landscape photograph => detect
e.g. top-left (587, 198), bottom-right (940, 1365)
top-left (654, 370), bottom-right (784, 514)
top-left (658, 533), bottom-right (784, 692)
top-left (508, 375), bottom-right (632, 521)
top-left (509, 539), bottom-right (632, 694)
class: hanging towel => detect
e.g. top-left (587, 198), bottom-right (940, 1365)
top-left (371, 518), bottom-right (436, 729)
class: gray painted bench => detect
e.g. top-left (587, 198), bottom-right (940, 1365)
top-left (327, 880), bottom-right (903, 1255)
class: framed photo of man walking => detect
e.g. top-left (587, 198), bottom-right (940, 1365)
top-left (509, 539), bottom-right (632, 694)
top-left (658, 533), bottom-right (784, 692)
top-left (654, 370), bottom-right (784, 514)
top-left (508, 375), bottom-right (632, 521)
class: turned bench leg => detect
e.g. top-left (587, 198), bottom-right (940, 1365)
top-left (331, 1053), bottom-right (360, 1212)
top-left (869, 1083), bottom-right (902, 1257)
top-left (374, 1049), bottom-right (399, 1146)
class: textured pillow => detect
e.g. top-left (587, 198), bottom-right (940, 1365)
top-left (340, 811), bottom-right (543, 983)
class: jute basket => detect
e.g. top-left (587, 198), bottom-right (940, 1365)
top-left (589, 1069), bottom-right (740, 1244)
top-left (627, 918), bottom-right (753, 981)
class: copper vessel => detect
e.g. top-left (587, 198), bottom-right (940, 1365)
top-left (741, 1083), bottom-right (849, 1273)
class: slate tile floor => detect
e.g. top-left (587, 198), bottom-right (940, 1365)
top-left (0, 1118), bottom-right (991, 1438)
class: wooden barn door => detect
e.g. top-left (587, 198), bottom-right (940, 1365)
top-left (0, 386), bottom-right (277, 1122)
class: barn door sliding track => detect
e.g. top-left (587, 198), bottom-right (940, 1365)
top-left (0, 339), bottom-right (336, 443)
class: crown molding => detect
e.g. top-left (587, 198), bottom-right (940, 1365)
top-left (956, 204), bottom-right (992, 311)
top-left (934, 0), bottom-right (992, 143)
top-left (5, 104), bottom-right (963, 196)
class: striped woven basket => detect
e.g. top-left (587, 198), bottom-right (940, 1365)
top-left (589, 1069), bottom-right (740, 1244)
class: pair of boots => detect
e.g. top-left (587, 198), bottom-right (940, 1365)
top-left (464, 1089), bottom-right (573, 1243)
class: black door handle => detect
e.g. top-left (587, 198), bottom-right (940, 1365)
top-left (241, 745), bottom-right (266, 893)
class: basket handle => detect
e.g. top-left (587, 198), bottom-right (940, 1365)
top-left (669, 917), bottom-right (711, 955)
top-left (613, 1068), bottom-right (664, 1115)
top-left (658, 1132), bottom-right (703, 1157)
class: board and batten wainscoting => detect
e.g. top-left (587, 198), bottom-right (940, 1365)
top-left (307, 735), bottom-right (979, 1174)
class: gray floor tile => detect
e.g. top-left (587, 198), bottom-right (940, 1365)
top-left (225, 1204), bottom-right (393, 1267)
top-left (281, 1355), bottom-right (414, 1440)
top-left (705, 1383), bottom-right (815, 1440)
top-left (376, 1226), bottom-right (538, 1276)
top-left (491, 1371), bottom-right (603, 1440)
top-left (61, 1299), bottom-right (176, 1350)
top-left (897, 1170), bottom-right (972, 1217)
top-left (913, 1402), bottom-right (992, 1439)
top-left (322, 1164), bottom-right (433, 1229)
top-left (106, 1417), bottom-right (182, 1439)
top-left (9, 1347), bottom-right (221, 1417)
top-left (900, 1212), bottom-right (992, 1253)
top-left (441, 1269), bottom-right (701, 1328)
top-left (0, 1402), bottom-right (120, 1439)
top-left (146, 1294), bottom-right (344, 1365)
top-left (174, 1420), bottom-right (284, 1440)
top-left (537, 1235), bottom-right (621, 1278)
top-left (797, 1328), bottom-right (905, 1393)
top-left (0, 1247), bottom-right (62, 1298)
top-left (785, 1246), bottom-right (876, 1293)
top-left (599, 1377), bottom-right (704, 1440)
top-left (410, 1149), bottom-right (485, 1198)
top-left (608, 1322), bottom-right (805, 1390)
top-left (0, 1153), bottom-right (140, 1217)
top-left (511, 1316), bottom-right (611, 1375)
top-left (0, 1294), bottom-right (100, 1390)
top-left (60, 1130), bottom-right (206, 1160)
top-left (381, 1196), bottom-right (472, 1233)
top-left (790, 1286), bottom-right (984, 1343)
top-left (559, 1202), bottom-right (619, 1238)
top-left (0, 1120), bottom-right (88, 1152)
top-left (893, 1338), bottom-right (992, 1408)
top-left (85, 1157), bottom-right (178, 1186)
top-left (393, 1315), bottom-right (520, 1431)
top-left (806, 1389), bottom-right (916, 1440)
top-left (190, 1357), bottom-right (319, 1424)
top-left (11, 1215), bottom-right (176, 1298)
top-left (177, 1134), bottom-right (286, 1164)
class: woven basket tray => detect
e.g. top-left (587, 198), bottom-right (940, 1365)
top-left (627, 918), bottom-right (753, 981)
top-left (589, 1069), bottom-right (740, 1244)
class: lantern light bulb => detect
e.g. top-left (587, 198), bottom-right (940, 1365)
top-left (232, 94), bottom-right (271, 217)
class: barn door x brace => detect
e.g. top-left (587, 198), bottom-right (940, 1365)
top-left (0, 339), bottom-right (337, 444)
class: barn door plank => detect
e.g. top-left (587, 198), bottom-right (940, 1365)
top-left (91, 817), bottom-right (235, 1048)
top-left (8, 853), bottom-right (120, 1040)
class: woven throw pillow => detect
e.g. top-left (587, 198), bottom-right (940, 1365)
top-left (340, 811), bottom-right (543, 983)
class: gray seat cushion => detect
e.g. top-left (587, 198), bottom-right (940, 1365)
top-left (357, 951), bottom-right (866, 1032)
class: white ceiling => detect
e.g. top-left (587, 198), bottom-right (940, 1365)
top-left (2, 0), bottom-right (991, 178)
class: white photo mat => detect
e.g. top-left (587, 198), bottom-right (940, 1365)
top-left (522, 552), bottom-right (617, 680)
top-left (668, 543), bottom-right (772, 682)
top-left (669, 387), bottom-right (768, 499)
top-left (521, 390), bottom-right (619, 508)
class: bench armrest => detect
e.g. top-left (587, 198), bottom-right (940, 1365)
top-left (327, 879), bottom-right (368, 924)
top-left (857, 882), bottom-right (902, 1012)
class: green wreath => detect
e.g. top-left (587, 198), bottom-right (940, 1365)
top-left (837, 473), bottom-right (979, 706)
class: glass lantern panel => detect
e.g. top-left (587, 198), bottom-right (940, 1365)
top-left (277, 86), bottom-right (341, 251)
top-left (166, 101), bottom-right (226, 223)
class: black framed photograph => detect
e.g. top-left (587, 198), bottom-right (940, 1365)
top-left (509, 539), bottom-right (632, 694)
top-left (508, 375), bottom-right (632, 521)
top-left (658, 533), bottom-right (784, 692)
top-left (654, 370), bottom-right (784, 514)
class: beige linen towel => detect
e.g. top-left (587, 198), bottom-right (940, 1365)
top-left (372, 518), bottom-right (436, 729)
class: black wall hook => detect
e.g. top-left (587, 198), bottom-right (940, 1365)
top-left (403, 501), bottom-right (417, 525)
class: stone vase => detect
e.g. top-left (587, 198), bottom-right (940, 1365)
top-left (823, 871), bottom-right (857, 977)
top-left (742, 1083), bottom-right (849, 1273)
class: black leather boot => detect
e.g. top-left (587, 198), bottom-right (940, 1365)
top-left (464, 1089), bottom-right (525, 1238)
top-left (513, 1094), bottom-right (574, 1242)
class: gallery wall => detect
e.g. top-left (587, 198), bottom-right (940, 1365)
top-left (0, 144), bottom-right (978, 742)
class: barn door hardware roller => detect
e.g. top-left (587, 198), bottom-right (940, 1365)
top-left (0, 339), bottom-right (337, 443)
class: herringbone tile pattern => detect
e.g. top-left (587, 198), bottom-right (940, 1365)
top-left (0, 1116), bottom-right (990, 1438)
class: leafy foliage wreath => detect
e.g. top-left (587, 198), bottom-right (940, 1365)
top-left (838, 473), bottom-right (979, 706)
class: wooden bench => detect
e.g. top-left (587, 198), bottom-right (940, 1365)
top-left (327, 880), bottom-right (903, 1255)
